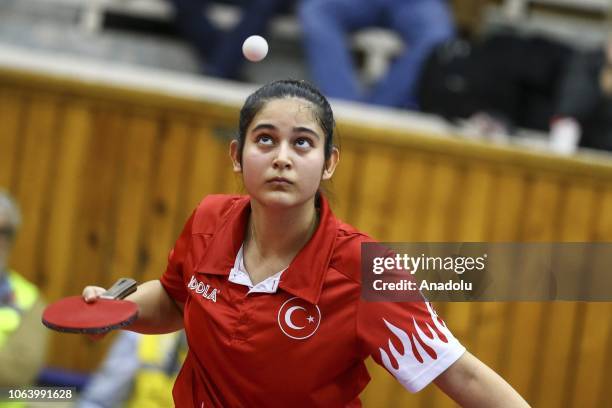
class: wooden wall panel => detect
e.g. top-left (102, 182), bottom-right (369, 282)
top-left (499, 177), bottom-right (561, 401)
top-left (353, 147), bottom-right (398, 239)
top-left (469, 167), bottom-right (525, 380)
top-left (65, 107), bottom-right (127, 371)
top-left (421, 162), bottom-right (461, 241)
top-left (568, 302), bottom-right (611, 408)
top-left (41, 103), bottom-right (93, 369)
top-left (325, 142), bottom-right (361, 222)
top-left (0, 91), bottom-right (25, 189)
top-left (385, 153), bottom-right (429, 242)
top-left (107, 114), bottom-right (158, 284)
top-left (138, 120), bottom-right (191, 283)
top-left (43, 103), bottom-right (91, 301)
top-left (529, 181), bottom-right (597, 407)
top-left (184, 125), bottom-right (226, 213)
top-left (10, 96), bottom-right (60, 284)
top-left (0, 70), bottom-right (611, 407)
top-left (487, 169), bottom-right (527, 241)
top-left (452, 165), bottom-right (495, 242)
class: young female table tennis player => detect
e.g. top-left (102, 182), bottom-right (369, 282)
top-left (84, 80), bottom-right (528, 407)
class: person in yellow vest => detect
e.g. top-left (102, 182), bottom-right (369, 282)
top-left (77, 331), bottom-right (187, 408)
top-left (0, 190), bottom-right (49, 407)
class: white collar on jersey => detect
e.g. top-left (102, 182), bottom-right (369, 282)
top-left (228, 244), bottom-right (286, 294)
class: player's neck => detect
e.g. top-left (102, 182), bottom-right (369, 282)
top-left (246, 198), bottom-right (319, 259)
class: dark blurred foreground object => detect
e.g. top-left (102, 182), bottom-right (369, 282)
top-left (37, 367), bottom-right (90, 390)
top-left (418, 32), bottom-right (612, 153)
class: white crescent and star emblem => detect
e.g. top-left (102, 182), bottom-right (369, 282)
top-left (277, 297), bottom-right (321, 340)
top-left (285, 306), bottom-right (306, 330)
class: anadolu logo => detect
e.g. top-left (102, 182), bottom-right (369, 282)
top-left (277, 297), bottom-right (321, 340)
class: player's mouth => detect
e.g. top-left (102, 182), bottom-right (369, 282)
top-left (267, 176), bottom-right (293, 185)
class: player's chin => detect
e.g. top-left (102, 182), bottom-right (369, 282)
top-left (256, 189), bottom-right (305, 209)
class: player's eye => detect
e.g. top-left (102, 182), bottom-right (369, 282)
top-left (295, 137), bottom-right (313, 149)
top-left (256, 135), bottom-right (274, 145)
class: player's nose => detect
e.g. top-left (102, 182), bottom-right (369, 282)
top-left (272, 141), bottom-right (292, 169)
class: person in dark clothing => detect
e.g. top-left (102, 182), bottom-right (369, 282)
top-left (418, 31), bottom-right (612, 153)
top-left (418, 32), bottom-right (573, 134)
top-left (555, 38), bottom-right (612, 151)
top-left (169, 0), bottom-right (293, 79)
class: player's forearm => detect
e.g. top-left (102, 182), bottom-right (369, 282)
top-left (434, 351), bottom-right (530, 407)
top-left (124, 280), bottom-right (184, 334)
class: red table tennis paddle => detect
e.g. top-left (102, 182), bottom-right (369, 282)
top-left (42, 278), bottom-right (139, 334)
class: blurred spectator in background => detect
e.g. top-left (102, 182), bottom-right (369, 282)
top-left (0, 190), bottom-right (48, 388)
top-left (418, 30), bottom-right (612, 153)
top-left (552, 35), bottom-right (612, 152)
top-left (169, 0), bottom-right (294, 80)
top-left (418, 31), bottom-right (573, 135)
top-left (78, 331), bottom-right (187, 408)
top-left (299, 0), bottom-right (455, 109)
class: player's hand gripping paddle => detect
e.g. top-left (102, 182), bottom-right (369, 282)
top-left (42, 278), bottom-right (139, 334)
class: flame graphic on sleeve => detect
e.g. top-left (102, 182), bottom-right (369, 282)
top-left (379, 302), bottom-right (458, 378)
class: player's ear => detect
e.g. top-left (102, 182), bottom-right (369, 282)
top-left (322, 147), bottom-right (339, 181)
top-left (230, 140), bottom-right (242, 172)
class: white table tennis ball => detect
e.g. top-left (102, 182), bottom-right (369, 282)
top-left (242, 35), bottom-right (269, 62)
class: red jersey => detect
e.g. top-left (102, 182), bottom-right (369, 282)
top-left (160, 195), bottom-right (465, 407)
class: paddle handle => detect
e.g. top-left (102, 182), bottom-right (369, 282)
top-left (100, 278), bottom-right (138, 300)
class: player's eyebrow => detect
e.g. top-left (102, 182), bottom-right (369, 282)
top-left (252, 124), bottom-right (320, 140)
top-left (251, 123), bottom-right (278, 133)
top-left (293, 126), bottom-right (320, 140)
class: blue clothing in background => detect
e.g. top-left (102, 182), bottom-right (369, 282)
top-left (169, 0), bottom-right (291, 79)
top-left (77, 332), bottom-right (141, 408)
top-left (299, 0), bottom-right (455, 109)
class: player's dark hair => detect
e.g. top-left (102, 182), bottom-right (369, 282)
top-left (237, 79), bottom-right (335, 163)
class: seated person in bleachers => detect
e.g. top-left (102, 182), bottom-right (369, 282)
top-left (418, 31), bottom-right (573, 135)
top-left (0, 190), bottom-right (49, 387)
top-left (553, 35), bottom-right (612, 151)
top-left (169, 0), bottom-right (295, 79)
top-left (299, 0), bottom-right (455, 109)
top-left (77, 331), bottom-right (187, 408)
top-left (418, 30), bottom-right (612, 152)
